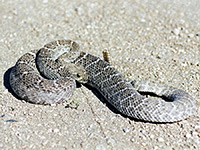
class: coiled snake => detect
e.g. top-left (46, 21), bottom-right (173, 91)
top-left (9, 40), bottom-right (196, 122)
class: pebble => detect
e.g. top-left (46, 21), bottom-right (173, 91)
top-left (107, 138), bottom-right (115, 146)
top-left (188, 33), bottom-right (194, 38)
top-left (96, 144), bottom-right (106, 150)
top-left (185, 133), bottom-right (192, 138)
top-left (123, 128), bottom-right (129, 133)
top-left (150, 134), bottom-right (155, 139)
top-left (173, 28), bottom-right (180, 35)
top-left (43, 0), bottom-right (48, 3)
top-left (0, 143), bottom-right (3, 147)
top-left (157, 137), bottom-right (165, 142)
top-left (53, 128), bottom-right (59, 133)
top-left (3, 89), bottom-right (8, 94)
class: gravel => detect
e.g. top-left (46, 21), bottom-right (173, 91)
top-left (0, 0), bottom-right (199, 149)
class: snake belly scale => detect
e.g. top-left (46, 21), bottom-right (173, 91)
top-left (9, 40), bottom-right (196, 123)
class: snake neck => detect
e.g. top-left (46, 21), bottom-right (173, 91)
top-left (73, 51), bottom-right (135, 93)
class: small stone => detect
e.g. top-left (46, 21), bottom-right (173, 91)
top-left (43, 0), bottom-right (48, 3)
top-left (150, 134), bottom-right (155, 139)
top-left (188, 33), bottom-right (194, 38)
top-left (3, 89), bottom-right (8, 94)
top-left (96, 144), bottom-right (106, 150)
top-left (185, 133), bottom-right (191, 138)
top-left (53, 128), bottom-right (59, 133)
top-left (157, 137), bottom-right (164, 142)
top-left (173, 28), bottom-right (180, 35)
top-left (140, 19), bottom-right (146, 22)
top-left (107, 138), bottom-right (115, 146)
top-left (154, 146), bottom-right (158, 150)
top-left (41, 140), bottom-right (48, 146)
top-left (123, 128), bottom-right (129, 133)
top-left (40, 136), bottom-right (46, 140)
top-left (130, 138), bottom-right (135, 142)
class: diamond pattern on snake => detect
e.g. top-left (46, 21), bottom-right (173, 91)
top-left (9, 40), bottom-right (196, 123)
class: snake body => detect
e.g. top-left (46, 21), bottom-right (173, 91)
top-left (9, 49), bottom-right (77, 104)
top-left (9, 40), bottom-right (196, 122)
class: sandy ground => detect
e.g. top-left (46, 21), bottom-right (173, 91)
top-left (0, 0), bottom-right (200, 149)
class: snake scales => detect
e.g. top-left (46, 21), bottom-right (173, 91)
top-left (9, 40), bottom-right (196, 122)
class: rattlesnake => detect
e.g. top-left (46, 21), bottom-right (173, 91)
top-left (9, 40), bottom-right (196, 122)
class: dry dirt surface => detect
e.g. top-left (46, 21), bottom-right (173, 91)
top-left (0, 0), bottom-right (200, 149)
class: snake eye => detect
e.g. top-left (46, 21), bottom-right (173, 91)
top-left (77, 73), bottom-right (80, 78)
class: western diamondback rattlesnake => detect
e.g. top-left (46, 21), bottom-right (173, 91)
top-left (9, 40), bottom-right (196, 123)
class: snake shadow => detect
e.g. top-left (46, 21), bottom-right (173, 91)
top-left (83, 84), bottom-right (166, 124)
top-left (3, 67), bottom-right (22, 100)
top-left (83, 84), bottom-right (176, 124)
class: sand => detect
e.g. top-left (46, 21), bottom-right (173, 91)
top-left (0, 0), bottom-right (199, 149)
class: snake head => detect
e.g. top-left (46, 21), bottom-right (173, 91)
top-left (67, 64), bottom-right (89, 84)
